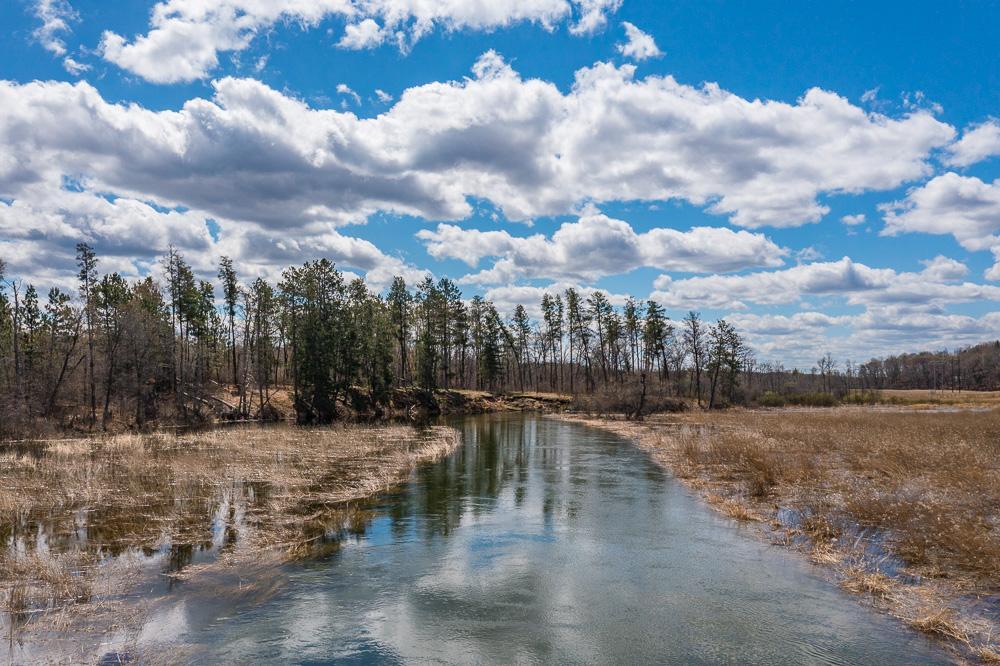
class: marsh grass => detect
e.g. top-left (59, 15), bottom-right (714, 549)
top-left (565, 408), bottom-right (1000, 661)
top-left (0, 423), bottom-right (461, 648)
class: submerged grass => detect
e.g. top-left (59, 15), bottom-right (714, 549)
top-left (564, 407), bottom-right (1000, 661)
top-left (0, 423), bottom-right (461, 649)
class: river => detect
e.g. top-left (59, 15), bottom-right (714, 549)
top-left (7, 414), bottom-right (951, 664)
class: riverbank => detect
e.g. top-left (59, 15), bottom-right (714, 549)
top-left (5, 387), bottom-right (572, 439)
top-left (562, 408), bottom-right (999, 663)
top-left (1, 423), bottom-right (461, 660)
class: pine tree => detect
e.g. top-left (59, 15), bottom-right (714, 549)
top-left (511, 305), bottom-right (532, 391)
top-left (218, 256), bottom-right (240, 387)
top-left (386, 277), bottom-right (411, 384)
top-left (95, 273), bottom-right (130, 428)
top-left (76, 242), bottom-right (98, 426)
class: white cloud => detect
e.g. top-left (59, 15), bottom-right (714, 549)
top-left (338, 18), bottom-right (386, 50)
top-left (99, 0), bottom-right (622, 83)
top-left (943, 120), bottom-right (1000, 167)
top-left (919, 255), bottom-right (968, 281)
top-left (795, 246), bottom-right (823, 262)
top-left (729, 308), bottom-right (1000, 367)
top-left (374, 88), bottom-right (393, 103)
top-left (881, 173), bottom-right (1000, 279)
top-left (0, 184), bottom-right (427, 292)
top-left (841, 213), bottom-right (866, 226)
top-left (882, 173), bottom-right (1000, 251)
top-left (649, 256), bottom-right (996, 310)
top-left (32, 0), bottom-right (76, 56)
top-left (417, 213), bottom-right (787, 284)
top-left (617, 22), bottom-right (662, 61)
top-left (483, 282), bottom-right (630, 318)
top-left (0, 55), bottom-right (956, 234)
top-left (61, 56), bottom-right (90, 75)
top-left (569, 0), bottom-right (621, 35)
top-left (336, 82), bottom-right (361, 105)
top-left (861, 87), bottom-right (879, 104)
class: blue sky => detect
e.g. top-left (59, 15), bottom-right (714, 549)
top-left (1, 0), bottom-right (999, 366)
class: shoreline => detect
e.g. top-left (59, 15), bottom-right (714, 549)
top-left (1, 388), bottom-right (573, 442)
top-left (557, 409), bottom-right (999, 664)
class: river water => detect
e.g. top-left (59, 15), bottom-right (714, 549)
top-left (8, 414), bottom-right (951, 664)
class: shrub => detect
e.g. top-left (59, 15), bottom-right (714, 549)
top-left (571, 385), bottom-right (686, 417)
top-left (758, 391), bottom-right (786, 407)
top-left (786, 392), bottom-right (838, 407)
top-left (840, 390), bottom-right (882, 405)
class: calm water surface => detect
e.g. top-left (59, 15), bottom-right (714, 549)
top-left (10, 414), bottom-right (952, 664)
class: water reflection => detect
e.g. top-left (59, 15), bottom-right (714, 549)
top-left (196, 416), bottom-right (953, 663)
top-left (5, 416), bottom-right (952, 664)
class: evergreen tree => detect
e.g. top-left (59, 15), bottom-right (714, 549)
top-left (218, 256), bottom-right (240, 386)
top-left (386, 276), bottom-right (411, 384)
top-left (414, 277), bottom-right (440, 390)
top-left (76, 242), bottom-right (98, 426)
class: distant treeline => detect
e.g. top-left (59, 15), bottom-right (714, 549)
top-left (0, 246), bottom-right (997, 433)
top-left (753, 342), bottom-right (1000, 399)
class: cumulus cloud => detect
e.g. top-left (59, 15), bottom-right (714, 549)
top-left (338, 18), bottom-right (386, 50)
top-left (649, 256), bottom-right (996, 310)
top-left (99, 0), bottom-right (622, 83)
top-left (617, 22), bottom-right (662, 61)
top-left (919, 255), bottom-right (969, 281)
top-left (881, 173), bottom-right (1000, 279)
top-left (943, 120), bottom-right (1000, 167)
top-left (0, 54), bottom-right (957, 237)
top-left (417, 213), bottom-right (787, 284)
top-left (841, 213), bottom-right (866, 226)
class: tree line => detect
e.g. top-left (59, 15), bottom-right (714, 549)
top-left (0, 246), bottom-right (756, 431)
top-left (1, 246), bottom-right (997, 432)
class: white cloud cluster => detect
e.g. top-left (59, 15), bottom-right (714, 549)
top-left (99, 0), bottom-right (622, 83)
top-left (482, 282), bottom-right (631, 319)
top-left (417, 213), bottom-right (787, 284)
top-left (653, 254), bottom-right (996, 366)
top-left (0, 185), bottom-right (427, 292)
top-left (649, 256), bottom-right (999, 310)
top-left (730, 308), bottom-right (1000, 367)
top-left (943, 120), bottom-right (1000, 167)
top-left (0, 54), bottom-right (957, 238)
top-left (617, 21), bottom-right (661, 61)
top-left (881, 173), bottom-right (1000, 279)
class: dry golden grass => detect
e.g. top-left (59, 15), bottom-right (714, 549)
top-left (563, 407), bottom-right (1000, 661)
top-left (0, 424), bottom-right (461, 645)
top-left (879, 389), bottom-right (1000, 409)
top-left (840, 567), bottom-right (895, 599)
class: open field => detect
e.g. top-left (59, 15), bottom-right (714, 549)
top-left (0, 424), bottom-right (461, 656)
top-left (876, 389), bottom-right (1000, 409)
top-left (564, 407), bottom-right (1000, 662)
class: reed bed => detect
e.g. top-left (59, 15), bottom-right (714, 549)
top-left (565, 407), bottom-right (1000, 662)
top-left (0, 424), bottom-right (461, 648)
